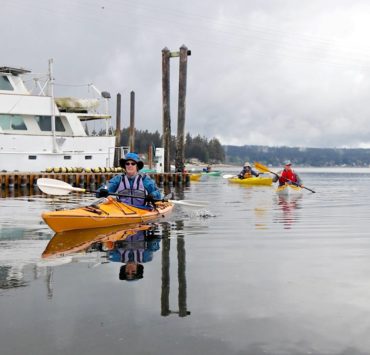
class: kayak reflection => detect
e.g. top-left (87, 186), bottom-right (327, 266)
top-left (42, 223), bottom-right (155, 259)
top-left (42, 222), bottom-right (191, 316)
top-left (274, 194), bottom-right (303, 229)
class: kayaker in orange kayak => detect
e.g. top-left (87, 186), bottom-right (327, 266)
top-left (273, 160), bottom-right (303, 187)
top-left (238, 162), bottom-right (259, 179)
top-left (96, 152), bottom-right (163, 207)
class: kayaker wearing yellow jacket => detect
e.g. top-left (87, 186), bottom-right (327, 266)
top-left (96, 152), bottom-right (163, 206)
top-left (238, 162), bottom-right (259, 179)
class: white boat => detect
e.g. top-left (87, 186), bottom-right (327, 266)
top-left (0, 59), bottom-right (122, 172)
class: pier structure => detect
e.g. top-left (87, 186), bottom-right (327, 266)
top-left (0, 172), bottom-right (190, 191)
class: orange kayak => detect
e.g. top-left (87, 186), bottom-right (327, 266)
top-left (42, 197), bottom-right (174, 233)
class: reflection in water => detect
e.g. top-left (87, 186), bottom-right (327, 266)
top-left (274, 194), bottom-right (303, 229)
top-left (99, 227), bottom-right (161, 281)
top-left (42, 224), bottom-right (154, 259)
top-left (161, 221), bottom-right (190, 317)
top-left (0, 265), bottom-right (28, 289)
top-left (41, 222), bottom-right (190, 316)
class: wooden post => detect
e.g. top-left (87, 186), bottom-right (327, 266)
top-left (148, 145), bottom-right (153, 169)
top-left (114, 93), bottom-right (122, 167)
top-left (175, 45), bottom-right (190, 173)
top-left (129, 91), bottom-right (135, 152)
top-left (161, 231), bottom-right (171, 316)
top-left (162, 47), bottom-right (171, 173)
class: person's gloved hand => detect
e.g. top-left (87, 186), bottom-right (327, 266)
top-left (146, 194), bottom-right (155, 203)
top-left (96, 188), bottom-right (109, 198)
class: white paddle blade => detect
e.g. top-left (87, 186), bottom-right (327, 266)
top-left (169, 200), bottom-right (208, 208)
top-left (222, 174), bottom-right (235, 179)
top-left (181, 199), bottom-right (209, 205)
top-left (37, 178), bottom-right (85, 195)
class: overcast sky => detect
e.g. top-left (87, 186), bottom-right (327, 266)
top-left (3, 0), bottom-right (370, 148)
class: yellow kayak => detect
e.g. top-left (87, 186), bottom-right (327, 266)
top-left (42, 197), bottom-right (174, 233)
top-left (190, 173), bottom-right (202, 181)
top-left (228, 176), bottom-right (273, 186)
top-left (276, 184), bottom-right (302, 195)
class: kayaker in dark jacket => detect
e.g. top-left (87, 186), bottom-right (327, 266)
top-left (238, 162), bottom-right (259, 179)
top-left (96, 152), bottom-right (163, 206)
top-left (273, 160), bottom-right (303, 186)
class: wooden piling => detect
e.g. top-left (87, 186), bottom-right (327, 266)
top-left (129, 91), bottom-right (135, 152)
top-left (175, 45), bottom-right (190, 173)
top-left (114, 93), bottom-right (122, 167)
top-left (162, 47), bottom-right (171, 173)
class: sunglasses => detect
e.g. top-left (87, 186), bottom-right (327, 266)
top-left (125, 161), bottom-right (137, 166)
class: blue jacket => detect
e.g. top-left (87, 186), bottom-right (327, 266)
top-left (99, 173), bottom-right (163, 201)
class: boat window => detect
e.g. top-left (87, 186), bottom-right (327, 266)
top-left (85, 156), bottom-right (92, 160)
top-left (35, 116), bottom-right (66, 132)
top-left (64, 156), bottom-right (71, 160)
top-left (0, 114), bottom-right (27, 130)
top-left (0, 76), bottom-right (13, 91)
top-left (0, 114), bottom-right (11, 129)
top-left (12, 116), bottom-right (27, 130)
top-left (28, 156), bottom-right (37, 160)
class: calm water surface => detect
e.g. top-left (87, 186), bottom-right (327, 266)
top-left (1, 168), bottom-right (370, 355)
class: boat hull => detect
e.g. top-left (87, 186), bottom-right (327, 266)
top-left (0, 134), bottom-right (115, 171)
top-left (42, 199), bottom-right (174, 233)
top-left (228, 177), bottom-right (272, 186)
top-left (201, 170), bottom-right (221, 176)
top-left (276, 184), bottom-right (302, 195)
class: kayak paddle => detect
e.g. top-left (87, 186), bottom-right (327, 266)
top-left (36, 178), bottom-right (209, 207)
top-left (222, 174), bottom-right (236, 179)
top-left (254, 162), bottom-right (316, 193)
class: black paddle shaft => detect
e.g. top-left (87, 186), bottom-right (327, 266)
top-left (269, 170), bottom-right (315, 193)
top-left (87, 189), bottom-right (172, 202)
top-left (256, 163), bottom-right (316, 193)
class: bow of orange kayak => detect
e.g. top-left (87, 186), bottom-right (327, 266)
top-left (42, 198), bottom-right (174, 233)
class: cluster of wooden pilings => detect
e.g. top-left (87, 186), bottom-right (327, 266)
top-left (0, 172), bottom-right (191, 191)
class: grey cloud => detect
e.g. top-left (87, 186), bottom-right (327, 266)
top-left (3, 0), bottom-right (370, 147)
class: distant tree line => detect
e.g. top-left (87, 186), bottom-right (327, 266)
top-left (94, 126), bottom-right (370, 166)
top-left (94, 127), bottom-right (225, 163)
top-left (224, 145), bottom-right (370, 167)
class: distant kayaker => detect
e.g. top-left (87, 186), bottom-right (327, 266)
top-left (273, 160), bottom-right (303, 187)
top-left (96, 152), bottom-right (163, 206)
top-left (203, 165), bottom-right (212, 173)
top-left (238, 162), bottom-right (259, 179)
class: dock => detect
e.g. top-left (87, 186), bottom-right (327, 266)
top-left (0, 172), bottom-right (191, 192)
